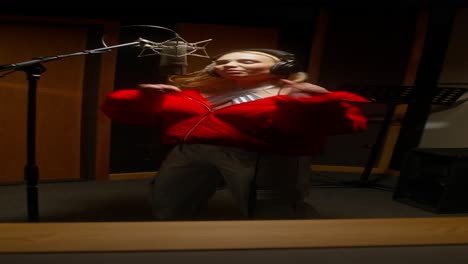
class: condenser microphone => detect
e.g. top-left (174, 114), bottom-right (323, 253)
top-left (158, 40), bottom-right (188, 75)
top-left (136, 34), bottom-right (212, 79)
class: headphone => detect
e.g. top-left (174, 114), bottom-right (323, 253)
top-left (207, 48), bottom-right (301, 76)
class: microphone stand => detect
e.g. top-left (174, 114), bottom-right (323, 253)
top-left (0, 40), bottom-right (142, 222)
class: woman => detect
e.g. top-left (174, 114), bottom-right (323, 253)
top-left (101, 48), bottom-right (369, 220)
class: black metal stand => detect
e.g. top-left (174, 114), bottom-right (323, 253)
top-left (0, 41), bottom-right (142, 222)
top-left (23, 64), bottom-right (46, 222)
top-left (315, 85), bottom-right (468, 191)
top-left (356, 101), bottom-right (398, 191)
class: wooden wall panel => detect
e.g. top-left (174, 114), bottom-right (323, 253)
top-left (0, 24), bottom-right (87, 183)
top-left (0, 18), bottom-right (119, 183)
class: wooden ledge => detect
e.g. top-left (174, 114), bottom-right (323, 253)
top-left (1, 217), bottom-right (468, 253)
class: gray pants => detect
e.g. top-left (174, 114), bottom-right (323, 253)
top-left (151, 144), bottom-right (258, 220)
top-left (149, 144), bottom-right (311, 220)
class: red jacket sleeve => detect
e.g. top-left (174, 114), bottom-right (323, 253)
top-left (273, 91), bottom-right (369, 135)
top-left (101, 89), bottom-right (165, 127)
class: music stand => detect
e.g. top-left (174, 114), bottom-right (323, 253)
top-left (317, 85), bottom-right (468, 191)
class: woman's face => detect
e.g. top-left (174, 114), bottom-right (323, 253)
top-left (212, 51), bottom-right (278, 81)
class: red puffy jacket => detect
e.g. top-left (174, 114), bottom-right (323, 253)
top-left (101, 89), bottom-right (369, 155)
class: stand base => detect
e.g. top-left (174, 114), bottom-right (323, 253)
top-left (26, 185), bottom-right (39, 222)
